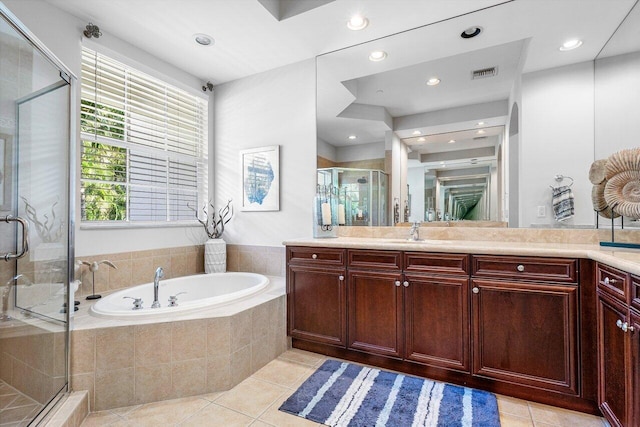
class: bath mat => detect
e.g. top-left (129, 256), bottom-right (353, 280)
top-left (279, 359), bottom-right (500, 427)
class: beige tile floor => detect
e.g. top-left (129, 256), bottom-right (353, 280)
top-left (0, 380), bottom-right (44, 427)
top-left (81, 349), bottom-right (608, 427)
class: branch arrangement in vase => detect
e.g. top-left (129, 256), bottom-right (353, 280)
top-left (188, 199), bottom-right (233, 239)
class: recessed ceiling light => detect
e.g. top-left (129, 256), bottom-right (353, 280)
top-left (461, 26), bottom-right (482, 39)
top-left (476, 121), bottom-right (485, 126)
top-left (194, 33), bottom-right (214, 46)
top-left (348, 135), bottom-right (357, 140)
top-left (369, 50), bottom-right (387, 62)
top-left (559, 39), bottom-right (583, 51)
top-left (426, 77), bottom-right (440, 86)
top-left (347, 15), bottom-right (369, 31)
top-left (448, 139), bottom-right (456, 144)
top-left (477, 129), bottom-right (486, 135)
top-left (376, 89), bottom-right (384, 95)
top-left (417, 137), bottom-right (425, 142)
top-left (412, 130), bottom-right (422, 136)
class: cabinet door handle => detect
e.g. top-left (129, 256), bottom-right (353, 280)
top-left (616, 319), bottom-right (635, 333)
top-left (395, 281), bottom-right (401, 287)
top-left (403, 281), bottom-right (409, 287)
top-left (516, 264), bottom-right (525, 272)
top-left (604, 277), bottom-right (617, 285)
top-left (312, 254), bottom-right (318, 259)
top-left (472, 287), bottom-right (479, 294)
top-left (339, 275), bottom-right (344, 281)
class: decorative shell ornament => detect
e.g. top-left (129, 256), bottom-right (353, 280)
top-left (592, 182), bottom-right (620, 219)
top-left (603, 148), bottom-right (640, 219)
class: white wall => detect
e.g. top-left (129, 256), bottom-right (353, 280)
top-left (213, 59), bottom-right (316, 246)
top-left (406, 166), bottom-right (425, 222)
top-left (595, 51), bottom-right (640, 160)
top-left (520, 61), bottom-right (595, 228)
top-left (4, 0), bottom-right (211, 256)
top-left (317, 138), bottom-right (336, 162)
top-left (336, 141), bottom-right (384, 163)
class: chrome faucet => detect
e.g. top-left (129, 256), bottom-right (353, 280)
top-left (152, 267), bottom-right (164, 308)
top-left (409, 221), bottom-right (420, 241)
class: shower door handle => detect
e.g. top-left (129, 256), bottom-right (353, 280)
top-left (2, 216), bottom-right (29, 261)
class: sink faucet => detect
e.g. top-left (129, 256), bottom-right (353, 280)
top-left (152, 267), bottom-right (164, 308)
top-left (409, 221), bottom-right (420, 241)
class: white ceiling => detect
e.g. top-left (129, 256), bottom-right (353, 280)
top-left (44, 0), bottom-right (508, 84)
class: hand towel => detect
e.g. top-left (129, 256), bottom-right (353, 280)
top-left (551, 185), bottom-right (575, 221)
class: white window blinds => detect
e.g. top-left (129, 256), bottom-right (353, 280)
top-left (80, 47), bottom-right (208, 223)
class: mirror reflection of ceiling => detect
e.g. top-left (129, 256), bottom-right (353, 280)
top-left (318, 0), bottom-right (635, 153)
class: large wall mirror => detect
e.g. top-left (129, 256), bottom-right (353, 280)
top-left (316, 0), bottom-right (639, 229)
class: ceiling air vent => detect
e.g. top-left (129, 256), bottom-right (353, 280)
top-left (472, 67), bottom-right (498, 80)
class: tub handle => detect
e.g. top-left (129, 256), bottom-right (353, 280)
top-left (168, 292), bottom-right (187, 307)
top-left (123, 296), bottom-right (143, 310)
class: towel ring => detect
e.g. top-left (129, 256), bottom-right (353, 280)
top-left (550, 174), bottom-right (574, 189)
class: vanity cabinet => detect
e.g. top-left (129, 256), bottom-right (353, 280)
top-left (471, 255), bottom-right (580, 396)
top-left (596, 263), bottom-right (639, 427)
top-left (286, 245), bottom-right (598, 414)
top-left (286, 247), bottom-right (347, 347)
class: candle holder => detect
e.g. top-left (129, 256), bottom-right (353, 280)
top-left (313, 185), bottom-right (337, 238)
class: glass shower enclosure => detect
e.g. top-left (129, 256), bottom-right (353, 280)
top-left (0, 4), bottom-right (75, 426)
top-left (318, 167), bottom-right (389, 226)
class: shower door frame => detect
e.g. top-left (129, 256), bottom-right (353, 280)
top-left (0, 2), bottom-right (77, 424)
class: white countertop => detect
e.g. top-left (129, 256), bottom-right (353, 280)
top-left (283, 237), bottom-right (640, 276)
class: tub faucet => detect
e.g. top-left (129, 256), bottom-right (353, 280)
top-left (152, 267), bottom-right (164, 308)
top-left (409, 221), bottom-right (420, 241)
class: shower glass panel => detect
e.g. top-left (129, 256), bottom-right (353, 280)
top-left (0, 6), bottom-right (73, 426)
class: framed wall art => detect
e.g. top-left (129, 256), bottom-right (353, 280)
top-left (240, 145), bottom-right (280, 211)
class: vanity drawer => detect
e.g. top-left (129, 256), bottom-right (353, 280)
top-left (404, 252), bottom-right (469, 276)
top-left (287, 246), bottom-right (346, 267)
top-left (596, 263), bottom-right (628, 303)
top-left (348, 249), bottom-right (402, 271)
top-left (472, 255), bottom-right (577, 283)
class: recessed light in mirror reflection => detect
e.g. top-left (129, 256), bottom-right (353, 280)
top-left (560, 39), bottom-right (583, 51)
top-left (426, 77), bottom-right (441, 86)
top-left (348, 135), bottom-right (357, 140)
top-left (369, 50), bottom-right (387, 61)
top-left (348, 15), bottom-right (369, 30)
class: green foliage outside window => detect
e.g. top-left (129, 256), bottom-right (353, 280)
top-left (80, 100), bottom-right (128, 221)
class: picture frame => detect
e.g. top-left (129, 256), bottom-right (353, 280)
top-left (0, 134), bottom-right (12, 212)
top-left (240, 145), bottom-right (280, 211)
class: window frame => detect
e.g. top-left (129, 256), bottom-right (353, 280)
top-left (79, 47), bottom-right (209, 228)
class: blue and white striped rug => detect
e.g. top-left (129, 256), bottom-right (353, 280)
top-left (279, 359), bottom-right (500, 427)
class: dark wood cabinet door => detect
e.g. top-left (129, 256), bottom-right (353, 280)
top-left (598, 292), bottom-right (631, 427)
top-left (287, 265), bottom-right (346, 347)
top-left (404, 274), bottom-right (470, 373)
top-left (348, 269), bottom-right (404, 358)
top-left (631, 311), bottom-right (640, 427)
top-left (472, 279), bottom-right (579, 395)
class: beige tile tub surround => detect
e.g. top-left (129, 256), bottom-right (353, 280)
top-left (73, 244), bottom-right (285, 298)
top-left (70, 295), bottom-right (287, 412)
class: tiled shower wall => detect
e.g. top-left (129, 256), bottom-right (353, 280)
top-left (74, 244), bottom-right (286, 298)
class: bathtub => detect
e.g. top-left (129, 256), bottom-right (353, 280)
top-left (89, 272), bottom-right (269, 320)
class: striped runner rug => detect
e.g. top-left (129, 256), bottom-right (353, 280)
top-left (279, 359), bottom-right (500, 427)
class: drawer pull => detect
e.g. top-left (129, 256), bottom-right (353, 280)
top-left (472, 287), bottom-right (479, 294)
top-left (516, 264), bottom-right (525, 272)
top-left (312, 254), bottom-right (318, 259)
top-left (395, 281), bottom-right (401, 287)
top-left (403, 281), bottom-right (409, 287)
top-left (604, 277), bottom-right (617, 285)
top-left (616, 319), bottom-right (635, 333)
top-left (339, 275), bottom-right (344, 281)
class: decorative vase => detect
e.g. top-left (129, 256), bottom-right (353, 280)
top-left (204, 238), bottom-right (226, 273)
